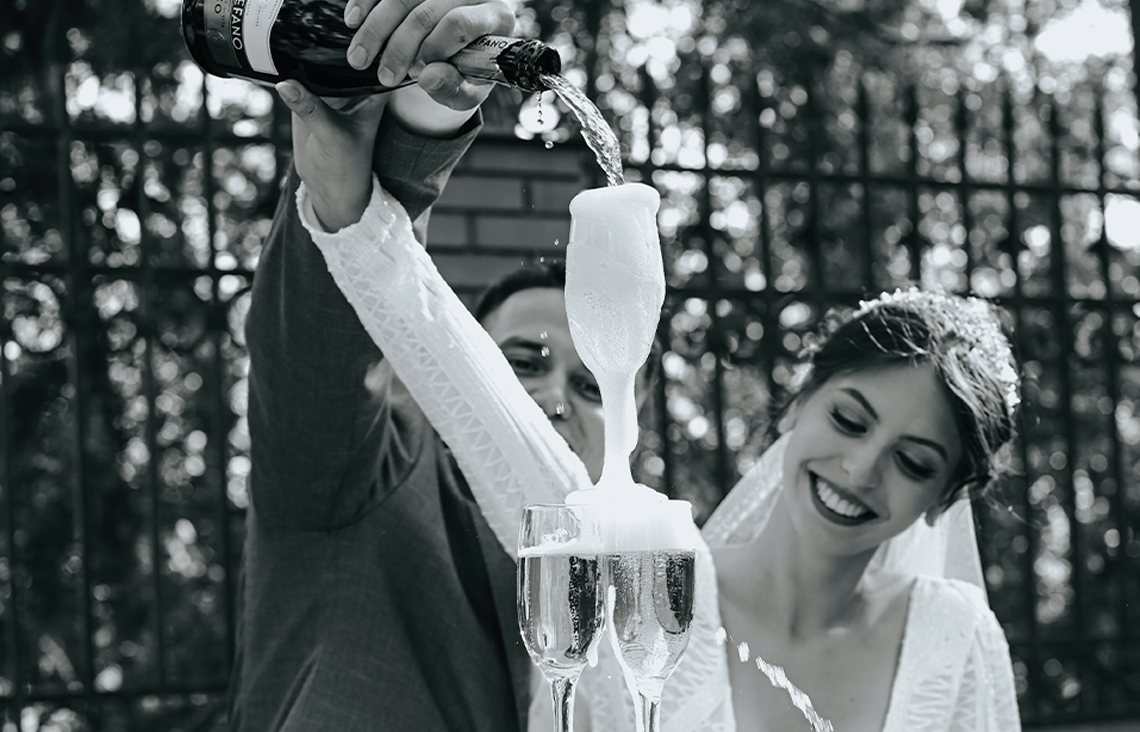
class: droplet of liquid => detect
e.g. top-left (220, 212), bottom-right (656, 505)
top-left (554, 402), bottom-right (566, 416)
top-left (540, 346), bottom-right (551, 358)
top-left (539, 331), bottom-right (549, 340)
top-left (737, 641), bottom-right (750, 663)
top-left (544, 140), bottom-right (555, 150)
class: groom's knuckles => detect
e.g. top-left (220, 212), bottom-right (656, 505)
top-left (418, 3), bottom-right (512, 62)
top-left (378, 1), bottom-right (444, 82)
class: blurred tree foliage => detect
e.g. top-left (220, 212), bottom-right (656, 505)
top-left (1, 0), bottom-right (1138, 729)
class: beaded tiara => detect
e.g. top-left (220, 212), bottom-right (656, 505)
top-left (851, 287), bottom-right (1021, 419)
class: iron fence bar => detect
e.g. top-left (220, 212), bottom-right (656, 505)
top-left (608, 161), bottom-right (1140, 199)
top-left (127, 15), bottom-right (169, 692)
top-left (141, 232), bottom-right (168, 691)
top-left (1131, 0), bottom-right (1140, 113)
top-left (5, 124), bottom-right (1139, 197)
top-left (0, 262), bottom-right (257, 280)
top-left (204, 72), bottom-right (238, 669)
top-left (955, 85), bottom-right (974, 290)
top-left (905, 85), bottom-right (922, 282)
top-left (857, 79), bottom-right (874, 289)
top-left (697, 63), bottom-right (730, 496)
top-left (1003, 77), bottom-right (1042, 722)
top-left (581, 0), bottom-right (603, 190)
top-left (1048, 98), bottom-right (1087, 714)
top-left (0, 683), bottom-right (229, 703)
top-left (755, 72), bottom-right (778, 428)
top-left (661, 287), bottom-right (1139, 310)
top-left (2, 121), bottom-right (280, 148)
top-left (637, 65), bottom-right (674, 500)
top-left (1, 141), bottom-right (22, 718)
top-left (52, 13), bottom-right (99, 712)
top-left (804, 70), bottom-right (823, 301)
top-left (1010, 635), bottom-right (1140, 649)
top-left (1092, 87), bottom-right (1131, 659)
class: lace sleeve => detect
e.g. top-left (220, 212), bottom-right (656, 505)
top-left (296, 175), bottom-right (592, 557)
top-left (949, 604), bottom-right (1021, 732)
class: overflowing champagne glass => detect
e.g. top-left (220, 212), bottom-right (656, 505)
top-left (558, 181), bottom-right (700, 730)
top-left (517, 504), bottom-right (606, 732)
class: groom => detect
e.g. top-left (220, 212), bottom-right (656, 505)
top-left (227, 1), bottom-right (653, 730)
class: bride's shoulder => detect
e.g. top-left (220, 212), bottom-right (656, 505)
top-left (910, 575), bottom-right (1005, 638)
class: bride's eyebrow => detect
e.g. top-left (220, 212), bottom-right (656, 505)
top-left (840, 387), bottom-right (948, 461)
top-left (838, 387), bottom-right (879, 420)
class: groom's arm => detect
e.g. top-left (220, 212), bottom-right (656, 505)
top-left (245, 112), bottom-right (479, 530)
top-left (245, 0), bottom-right (512, 530)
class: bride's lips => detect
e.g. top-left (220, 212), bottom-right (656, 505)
top-left (808, 472), bottom-right (878, 526)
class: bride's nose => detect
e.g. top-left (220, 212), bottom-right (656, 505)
top-left (841, 442), bottom-right (884, 487)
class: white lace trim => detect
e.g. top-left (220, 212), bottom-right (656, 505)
top-left (299, 177), bottom-right (732, 731)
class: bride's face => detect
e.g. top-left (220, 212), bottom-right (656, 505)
top-left (780, 361), bottom-right (964, 557)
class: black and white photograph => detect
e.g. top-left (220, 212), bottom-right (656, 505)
top-left (0, 0), bottom-right (1138, 729)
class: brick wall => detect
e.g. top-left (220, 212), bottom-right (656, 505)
top-left (427, 132), bottom-right (592, 301)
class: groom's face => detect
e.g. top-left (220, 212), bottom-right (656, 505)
top-left (481, 287), bottom-right (608, 481)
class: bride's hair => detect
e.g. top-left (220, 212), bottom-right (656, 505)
top-left (780, 288), bottom-right (1020, 513)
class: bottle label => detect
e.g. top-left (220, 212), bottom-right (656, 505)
top-left (238, 0), bottom-right (284, 75)
top-left (204, 0), bottom-right (241, 70)
top-left (448, 35), bottom-right (511, 85)
top-left (207, 0), bottom-right (283, 75)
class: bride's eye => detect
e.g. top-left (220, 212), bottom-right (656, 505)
top-left (897, 452), bottom-right (935, 480)
top-left (830, 408), bottom-right (866, 434)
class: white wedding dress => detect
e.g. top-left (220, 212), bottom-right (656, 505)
top-left (297, 177), bottom-right (1020, 731)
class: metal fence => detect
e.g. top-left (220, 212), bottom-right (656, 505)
top-left (1, 0), bottom-right (1138, 728)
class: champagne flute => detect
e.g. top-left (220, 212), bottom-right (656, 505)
top-left (517, 504), bottom-right (605, 732)
top-left (604, 500), bottom-right (697, 732)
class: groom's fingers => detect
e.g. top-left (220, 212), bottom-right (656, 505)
top-left (275, 82), bottom-right (333, 125)
top-left (415, 2), bottom-right (515, 66)
top-left (348, 0), bottom-right (429, 75)
top-left (417, 61), bottom-right (493, 111)
top-left (383, 0), bottom-right (513, 87)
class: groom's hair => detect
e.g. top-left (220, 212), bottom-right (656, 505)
top-left (474, 259), bottom-right (567, 323)
top-left (474, 259), bottom-right (662, 384)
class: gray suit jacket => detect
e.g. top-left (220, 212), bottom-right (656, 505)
top-left (227, 113), bottom-right (531, 731)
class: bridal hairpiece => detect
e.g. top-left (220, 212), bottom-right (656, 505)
top-left (853, 287), bottom-right (1021, 418)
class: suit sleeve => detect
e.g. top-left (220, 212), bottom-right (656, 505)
top-left (244, 112), bottom-right (481, 530)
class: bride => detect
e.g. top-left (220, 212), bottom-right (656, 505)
top-left (701, 290), bottom-right (1022, 730)
top-left (282, 85), bottom-right (1021, 730)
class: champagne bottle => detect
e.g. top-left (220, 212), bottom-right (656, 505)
top-left (181, 0), bottom-right (561, 96)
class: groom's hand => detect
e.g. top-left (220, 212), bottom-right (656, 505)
top-left (345, 0), bottom-right (516, 112)
top-left (274, 85), bottom-right (388, 232)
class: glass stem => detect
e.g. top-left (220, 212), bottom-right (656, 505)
top-left (641, 694), bottom-right (661, 732)
top-left (551, 675), bottom-right (579, 732)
